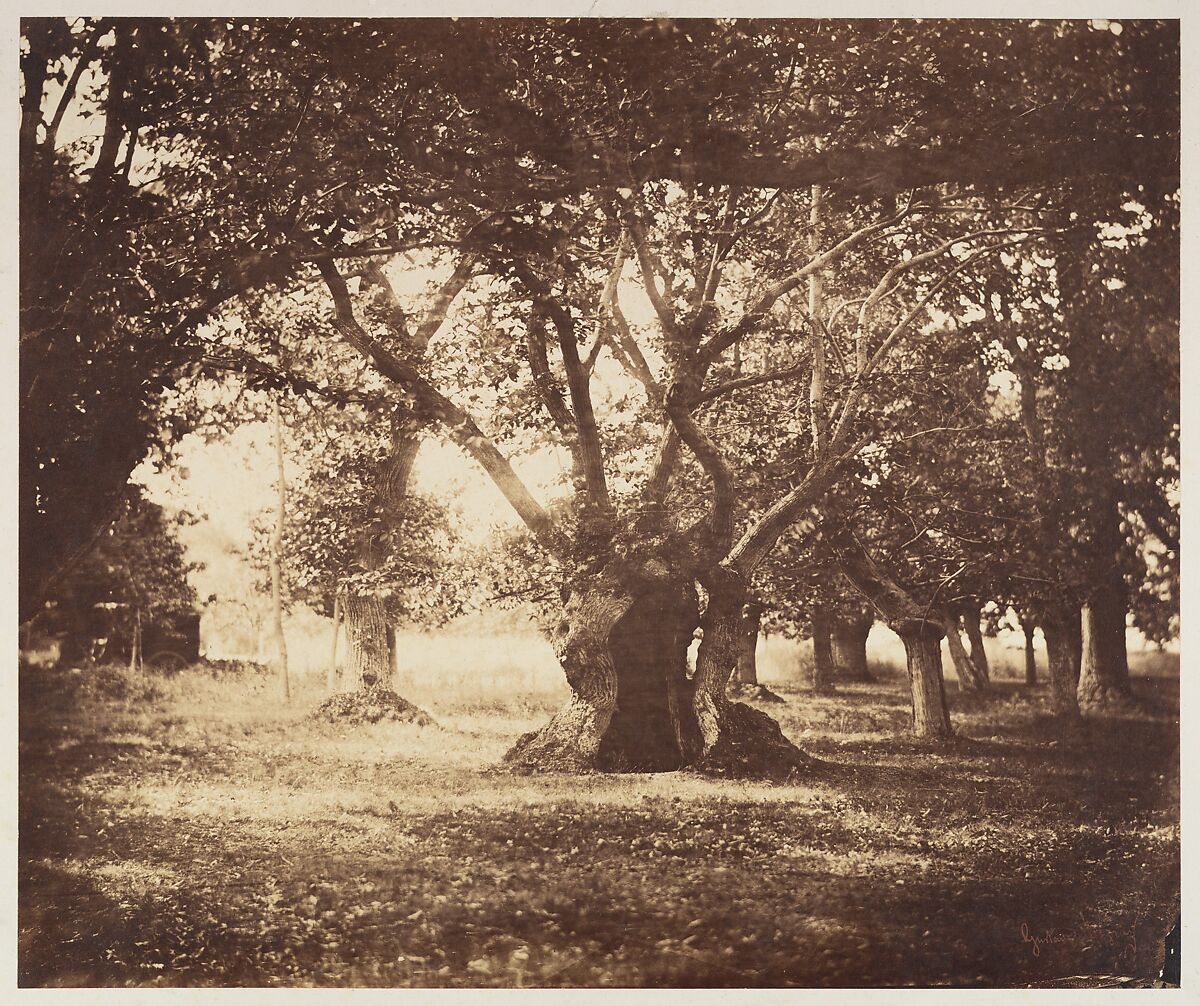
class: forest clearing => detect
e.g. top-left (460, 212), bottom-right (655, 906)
top-left (18, 16), bottom-right (1179, 990)
top-left (20, 637), bottom-right (1178, 988)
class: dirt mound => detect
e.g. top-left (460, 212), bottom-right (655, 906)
top-left (310, 685), bottom-right (435, 727)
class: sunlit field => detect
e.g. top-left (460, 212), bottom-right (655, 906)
top-left (19, 632), bottom-right (1178, 988)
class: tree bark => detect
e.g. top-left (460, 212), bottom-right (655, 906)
top-left (941, 610), bottom-right (987, 690)
top-left (343, 593), bottom-right (391, 689)
top-left (831, 613), bottom-right (873, 681)
top-left (732, 600), bottom-right (763, 686)
top-left (1041, 606), bottom-right (1083, 720)
top-left (895, 621), bottom-right (953, 738)
top-left (962, 602), bottom-right (990, 682)
top-left (507, 568), bottom-right (809, 777)
top-left (129, 606), bottom-right (142, 674)
top-left (1077, 580), bottom-right (1133, 710)
top-left (809, 608), bottom-right (836, 693)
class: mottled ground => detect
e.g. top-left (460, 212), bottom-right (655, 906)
top-left (19, 657), bottom-right (1179, 988)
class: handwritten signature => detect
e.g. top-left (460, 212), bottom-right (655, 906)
top-left (1020, 922), bottom-right (1077, 958)
top-left (1020, 923), bottom-right (1138, 965)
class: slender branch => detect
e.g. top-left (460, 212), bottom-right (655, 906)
top-left (524, 311), bottom-right (577, 439)
top-left (619, 200), bottom-right (684, 347)
top-left (699, 199), bottom-right (915, 366)
top-left (831, 237), bottom-right (1035, 447)
top-left (695, 360), bottom-right (810, 405)
top-left (513, 263), bottom-right (611, 511)
top-left (45, 19), bottom-right (108, 152)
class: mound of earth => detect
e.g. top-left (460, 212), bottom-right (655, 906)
top-left (310, 685), bottom-right (435, 726)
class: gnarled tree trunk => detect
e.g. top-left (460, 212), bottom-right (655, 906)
top-left (506, 567), bottom-right (809, 778)
top-left (895, 620), bottom-right (953, 738)
top-left (831, 612), bottom-right (873, 681)
top-left (809, 608), bottom-right (836, 694)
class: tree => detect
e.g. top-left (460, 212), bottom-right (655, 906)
top-left (39, 487), bottom-right (199, 668)
top-left (23, 18), bottom-right (1177, 765)
top-left (20, 17), bottom-right (1177, 627)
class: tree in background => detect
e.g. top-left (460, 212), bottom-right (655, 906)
top-left (38, 487), bottom-right (199, 669)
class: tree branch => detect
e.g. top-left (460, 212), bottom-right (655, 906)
top-left (316, 258), bottom-right (562, 554)
top-left (728, 438), bottom-right (867, 576)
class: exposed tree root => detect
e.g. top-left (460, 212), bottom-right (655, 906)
top-left (689, 701), bottom-right (816, 781)
top-left (726, 681), bottom-right (787, 704)
top-left (502, 698), bottom-right (607, 774)
top-left (310, 685), bottom-right (435, 727)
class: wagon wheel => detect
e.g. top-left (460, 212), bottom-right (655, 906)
top-left (145, 650), bottom-right (188, 674)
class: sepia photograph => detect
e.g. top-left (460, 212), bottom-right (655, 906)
top-left (16, 13), bottom-right (1181, 989)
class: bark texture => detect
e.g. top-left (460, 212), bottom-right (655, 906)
top-left (728, 600), bottom-right (785, 703)
top-left (961, 603), bottom-right (990, 683)
top-left (831, 613), bottom-right (873, 681)
top-left (1042, 606), bottom-right (1083, 720)
top-left (343, 593), bottom-right (392, 689)
top-left (1077, 576), bottom-right (1134, 711)
top-left (896, 621), bottom-right (953, 738)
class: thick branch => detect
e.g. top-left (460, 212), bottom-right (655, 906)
top-left (665, 381), bottom-right (737, 554)
top-left (316, 259), bottom-right (562, 553)
top-left (696, 360), bottom-right (810, 405)
top-left (524, 311), bottom-right (577, 439)
top-left (728, 439), bottom-right (866, 576)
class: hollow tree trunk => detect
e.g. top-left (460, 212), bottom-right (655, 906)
top-left (506, 569), bottom-right (810, 778)
top-left (733, 600), bottom-right (763, 686)
top-left (941, 610), bottom-right (987, 690)
top-left (895, 620), bottom-right (952, 738)
top-left (343, 593), bottom-right (391, 689)
top-left (831, 613), bottom-right (873, 681)
top-left (962, 602), bottom-right (990, 682)
top-left (809, 608), bottom-right (836, 693)
top-left (1041, 606), bottom-right (1082, 720)
top-left (507, 577), bottom-right (689, 772)
top-left (1077, 586), bottom-right (1133, 710)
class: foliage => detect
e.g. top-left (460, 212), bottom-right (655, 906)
top-left (40, 486), bottom-right (200, 652)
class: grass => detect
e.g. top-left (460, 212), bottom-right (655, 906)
top-left (19, 649), bottom-right (1179, 988)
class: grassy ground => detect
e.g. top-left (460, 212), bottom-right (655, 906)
top-left (19, 654), bottom-right (1179, 988)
